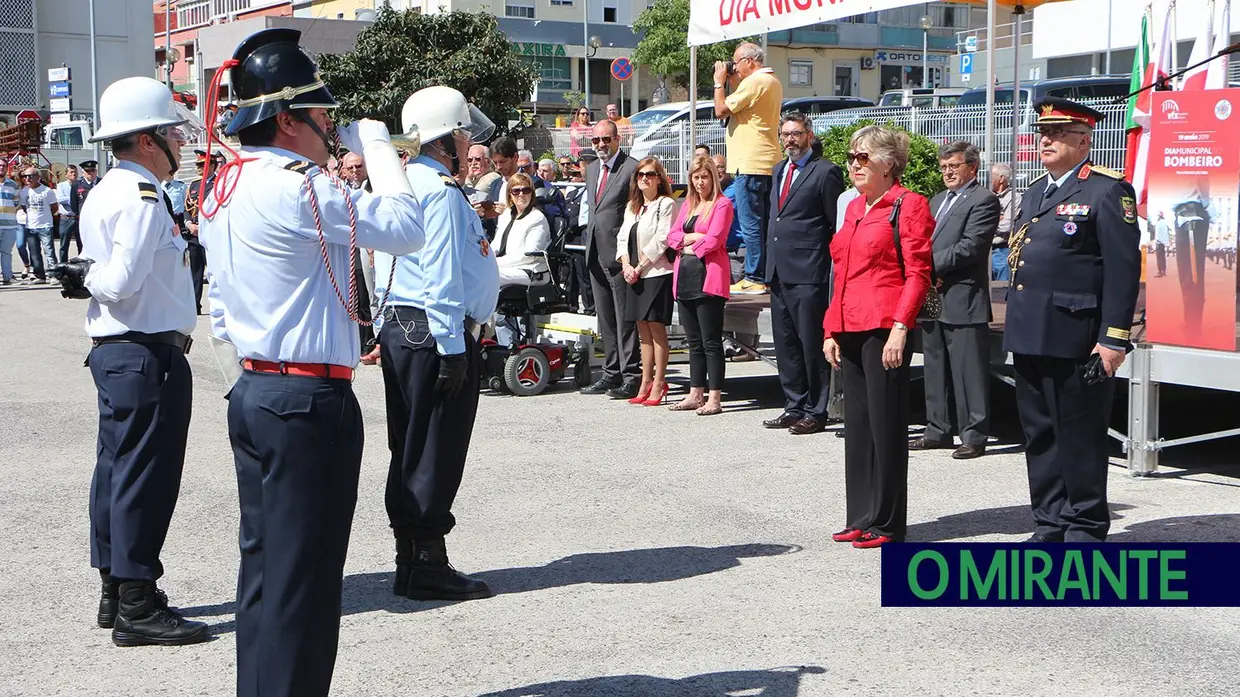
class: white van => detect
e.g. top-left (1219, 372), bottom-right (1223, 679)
top-left (877, 87), bottom-right (966, 109)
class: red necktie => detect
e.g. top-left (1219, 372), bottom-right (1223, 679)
top-left (597, 164), bottom-right (609, 200)
top-left (778, 162), bottom-right (797, 208)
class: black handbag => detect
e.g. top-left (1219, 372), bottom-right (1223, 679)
top-left (889, 195), bottom-right (942, 321)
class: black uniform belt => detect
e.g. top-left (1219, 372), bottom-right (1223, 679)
top-left (92, 330), bottom-right (192, 354)
top-left (383, 306), bottom-right (480, 339)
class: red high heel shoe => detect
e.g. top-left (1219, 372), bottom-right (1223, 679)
top-left (628, 384), bottom-right (653, 405)
top-left (831, 528), bottom-right (863, 543)
top-left (643, 383), bottom-right (670, 406)
top-left (852, 532), bottom-right (894, 549)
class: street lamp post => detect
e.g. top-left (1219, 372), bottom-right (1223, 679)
top-left (920, 15), bottom-right (934, 89)
top-left (584, 35), bottom-right (601, 115)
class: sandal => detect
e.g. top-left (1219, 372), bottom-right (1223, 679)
top-left (695, 404), bottom-right (722, 416)
top-left (669, 399), bottom-right (704, 412)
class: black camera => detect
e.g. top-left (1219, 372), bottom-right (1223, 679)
top-left (725, 60), bottom-right (737, 76)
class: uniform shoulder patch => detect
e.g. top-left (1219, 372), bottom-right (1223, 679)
top-left (136, 181), bottom-right (159, 203)
top-left (1120, 195), bottom-right (1138, 224)
top-left (440, 173), bottom-right (461, 189)
top-left (1090, 165), bottom-right (1124, 180)
top-left (283, 160), bottom-right (316, 175)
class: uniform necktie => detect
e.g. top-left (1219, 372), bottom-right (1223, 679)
top-left (936, 191), bottom-right (957, 221)
top-left (778, 162), bottom-right (797, 208)
top-left (1043, 182), bottom-right (1059, 202)
top-left (596, 164), bottom-right (609, 201)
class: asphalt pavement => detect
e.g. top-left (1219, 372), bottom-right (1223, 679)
top-left (2, 285), bottom-right (1239, 696)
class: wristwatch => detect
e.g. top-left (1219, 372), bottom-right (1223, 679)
top-left (892, 321), bottom-right (909, 331)
top-left (713, 83), bottom-right (724, 90)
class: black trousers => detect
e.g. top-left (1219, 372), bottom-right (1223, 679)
top-left (769, 279), bottom-right (831, 421)
top-left (188, 241), bottom-right (206, 314)
top-left (921, 320), bottom-right (990, 446)
top-left (588, 256), bottom-right (640, 382)
top-left (88, 342), bottom-right (191, 580)
top-left (1175, 218), bottom-right (1208, 334)
top-left (353, 248), bottom-right (376, 351)
top-left (381, 311), bottom-right (480, 539)
top-left (568, 249), bottom-right (595, 313)
top-left (1013, 353), bottom-right (1115, 542)
top-left (838, 329), bottom-right (913, 540)
top-left (678, 295), bottom-right (726, 390)
top-left (228, 370), bottom-right (363, 697)
top-left (59, 217), bottom-right (82, 262)
top-left (1155, 242), bottom-right (1166, 275)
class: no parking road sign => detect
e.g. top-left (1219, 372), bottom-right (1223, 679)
top-left (611, 57), bottom-right (633, 81)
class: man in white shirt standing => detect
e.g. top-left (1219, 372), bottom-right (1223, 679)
top-left (56, 165), bottom-right (81, 261)
top-left (17, 167), bottom-right (58, 282)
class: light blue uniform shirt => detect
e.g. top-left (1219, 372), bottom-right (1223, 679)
top-left (163, 179), bottom-right (188, 216)
top-left (81, 160), bottom-right (196, 337)
top-left (376, 155), bottom-right (499, 355)
top-left (202, 146), bottom-right (424, 367)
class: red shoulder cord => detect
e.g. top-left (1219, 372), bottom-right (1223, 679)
top-left (195, 59), bottom-right (392, 327)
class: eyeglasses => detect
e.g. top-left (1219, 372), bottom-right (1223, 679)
top-left (466, 156), bottom-right (486, 162)
top-left (510, 187), bottom-right (533, 196)
top-left (636, 171), bottom-right (660, 179)
top-left (780, 130), bottom-right (807, 139)
top-left (938, 161), bottom-right (969, 172)
top-left (1038, 125), bottom-right (1088, 139)
top-left (517, 164), bottom-right (531, 170)
top-left (341, 164), bottom-right (364, 171)
top-left (590, 136), bottom-right (614, 145)
top-left (847, 152), bottom-right (871, 166)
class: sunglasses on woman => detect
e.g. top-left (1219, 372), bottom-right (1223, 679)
top-left (510, 187), bottom-right (533, 196)
top-left (636, 171), bottom-right (660, 180)
top-left (847, 151), bottom-right (871, 166)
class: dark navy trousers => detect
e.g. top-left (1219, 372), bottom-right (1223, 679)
top-left (227, 371), bottom-right (363, 697)
top-left (380, 315), bottom-right (480, 540)
top-left (88, 341), bottom-right (192, 580)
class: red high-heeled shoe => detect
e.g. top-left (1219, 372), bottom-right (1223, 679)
top-left (643, 383), bottom-right (670, 406)
top-left (852, 532), bottom-right (894, 549)
top-left (831, 528), bottom-right (863, 543)
top-left (628, 384), bottom-right (653, 405)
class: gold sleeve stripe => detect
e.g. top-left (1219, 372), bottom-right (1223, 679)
top-left (1106, 327), bottom-right (1131, 340)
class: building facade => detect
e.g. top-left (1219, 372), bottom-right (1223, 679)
top-left (2, 0), bottom-right (154, 125)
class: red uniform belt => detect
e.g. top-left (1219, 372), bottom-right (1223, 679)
top-left (242, 359), bottom-right (353, 380)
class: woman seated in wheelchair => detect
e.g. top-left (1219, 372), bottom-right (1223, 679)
top-left (493, 172), bottom-right (552, 344)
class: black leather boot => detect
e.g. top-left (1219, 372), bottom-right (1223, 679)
top-left (97, 569), bottom-right (118, 629)
top-left (393, 535), bottom-right (413, 596)
top-left (406, 538), bottom-right (493, 601)
top-left (111, 580), bottom-right (209, 647)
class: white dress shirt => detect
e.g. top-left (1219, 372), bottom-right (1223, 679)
top-left (81, 160), bottom-right (196, 337)
top-left (201, 146), bottom-right (424, 366)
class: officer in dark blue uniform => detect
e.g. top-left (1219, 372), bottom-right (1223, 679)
top-left (1004, 97), bottom-right (1141, 543)
top-left (60, 76), bottom-right (208, 646)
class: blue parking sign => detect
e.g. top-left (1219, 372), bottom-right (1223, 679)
top-left (960, 53), bottom-right (973, 76)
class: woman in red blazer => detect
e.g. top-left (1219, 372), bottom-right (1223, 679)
top-left (666, 156), bottom-right (734, 415)
top-left (822, 126), bottom-right (933, 549)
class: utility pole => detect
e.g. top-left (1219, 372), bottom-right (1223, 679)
top-left (165, 1), bottom-right (173, 88)
top-left (90, 0), bottom-right (102, 173)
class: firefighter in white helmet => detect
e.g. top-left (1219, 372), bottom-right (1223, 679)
top-left (54, 75), bottom-right (208, 647)
top-left (373, 85), bottom-right (499, 602)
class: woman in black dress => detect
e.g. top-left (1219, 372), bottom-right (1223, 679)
top-left (616, 157), bottom-right (676, 406)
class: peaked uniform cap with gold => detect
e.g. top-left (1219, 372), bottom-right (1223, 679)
top-left (1032, 96), bottom-right (1106, 128)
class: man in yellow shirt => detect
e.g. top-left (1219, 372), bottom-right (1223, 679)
top-left (714, 42), bottom-right (782, 295)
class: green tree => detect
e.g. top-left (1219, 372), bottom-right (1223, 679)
top-left (818, 119), bottom-right (946, 198)
top-left (633, 0), bottom-right (744, 91)
top-left (317, 8), bottom-right (537, 134)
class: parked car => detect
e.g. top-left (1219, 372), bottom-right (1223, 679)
top-left (782, 95), bottom-right (875, 115)
top-left (877, 87), bottom-right (966, 109)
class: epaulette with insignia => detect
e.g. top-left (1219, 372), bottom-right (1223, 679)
top-left (440, 173), bottom-right (461, 189)
top-left (284, 160), bottom-right (316, 175)
top-left (1089, 165), bottom-right (1124, 180)
top-left (137, 182), bottom-right (159, 203)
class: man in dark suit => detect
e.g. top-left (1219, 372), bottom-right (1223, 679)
top-left (1005, 98), bottom-right (1140, 543)
top-left (912, 141), bottom-right (1001, 459)
top-left (761, 112), bottom-right (845, 435)
top-left (579, 119), bottom-right (641, 398)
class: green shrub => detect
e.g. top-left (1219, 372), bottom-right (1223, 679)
top-left (818, 119), bottom-right (946, 199)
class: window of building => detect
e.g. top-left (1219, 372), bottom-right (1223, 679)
top-left (603, 7), bottom-right (617, 22)
top-left (521, 56), bottom-right (572, 91)
top-left (551, 0), bottom-right (573, 5)
top-left (789, 60), bottom-right (813, 87)
top-left (505, 1), bottom-right (534, 18)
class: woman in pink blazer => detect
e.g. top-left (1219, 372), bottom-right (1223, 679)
top-left (666, 156), bottom-right (734, 416)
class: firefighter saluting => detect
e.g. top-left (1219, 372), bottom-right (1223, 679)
top-left (1003, 97), bottom-right (1141, 543)
top-left (199, 28), bottom-right (425, 697)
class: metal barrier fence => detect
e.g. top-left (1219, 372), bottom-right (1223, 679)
top-left (537, 99), bottom-right (1131, 192)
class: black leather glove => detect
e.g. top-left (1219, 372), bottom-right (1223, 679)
top-left (50, 257), bottom-right (94, 300)
top-left (434, 352), bottom-right (469, 398)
